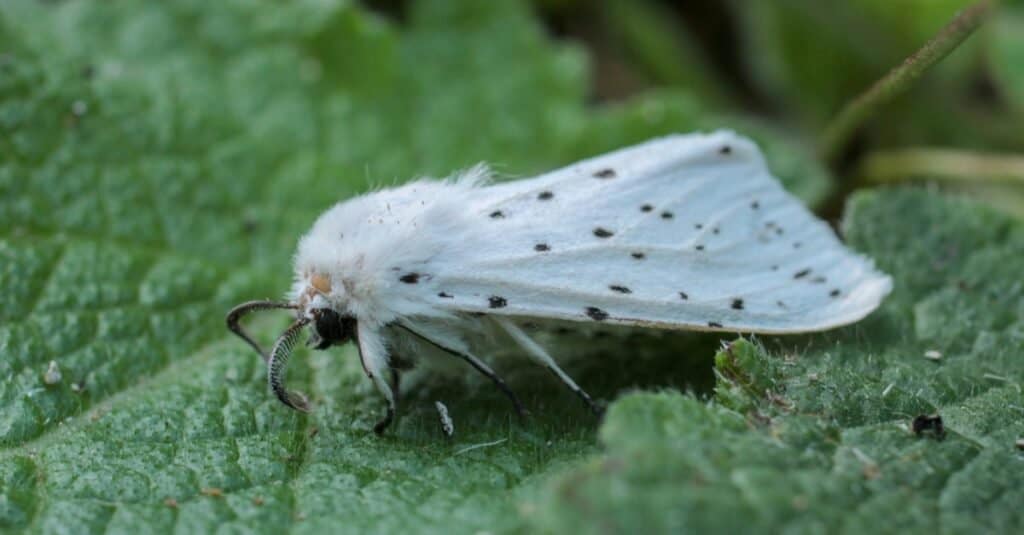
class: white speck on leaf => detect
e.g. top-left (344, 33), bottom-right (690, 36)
top-left (43, 361), bottom-right (62, 385)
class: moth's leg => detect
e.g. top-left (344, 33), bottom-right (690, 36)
top-left (398, 323), bottom-right (527, 419)
top-left (355, 323), bottom-right (397, 434)
top-left (494, 318), bottom-right (602, 417)
top-left (389, 368), bottom-right (401, 406)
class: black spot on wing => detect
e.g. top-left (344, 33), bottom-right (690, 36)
top-left (708, 321), bottom-right (724, 328)
top-left (534, 243), bottom-right (550, 252)
top-left (661, 211), bottom-right (674, 220)
top-left (399, 273), bottom-right (420, 284)
top-left (719, 145), bottom-right (731, 155)
top-left (640, 204), bottom-right (653, 213)
top-left (631, 252), bottom-right (645, 259)
top-left (585, 307), bottom-right (609, 321)
top-left (793, 269), bottom-right (811, 279)
top-left (830, 289), bottom-right (841, 297)
top-left (750, 200), bottom-right (760, 210)
top-left (489, 210), bottom-right (504, 219)
top-left (695, 245), bottom-right (705, 251)
top-left (488, 296), bottom-right (507, 308)
top-left (593, 168), bottom-right (616, 178)
top-left (731, 298), bottom-right (744, 310)
top-left (537, 191), bottom-right (554, 200)
top-left (679, 291), bottom-right (688, 300)
top-left (593, 227), bottom-right (614, 238)
top-left (609, 285), bottom-right (632, 294)
top-left (438, 292), bottom-right (454, 299)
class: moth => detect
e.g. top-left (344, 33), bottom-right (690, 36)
top-left (227, 131), bottom-right (892, 433)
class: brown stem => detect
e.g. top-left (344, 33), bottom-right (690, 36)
top-left (820, 0), bottom-right (994, 163)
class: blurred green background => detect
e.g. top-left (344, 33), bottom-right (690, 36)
top-left (2, 0), bottom-right (1024, 533)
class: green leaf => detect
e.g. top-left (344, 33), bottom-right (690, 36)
top-left (533, 189), bottom-right (1024, 533)
top-left (0, 1), bottom-right (832, 532)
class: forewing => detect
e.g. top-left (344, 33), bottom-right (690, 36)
top-left (428, 131), bottom-right (891, 334)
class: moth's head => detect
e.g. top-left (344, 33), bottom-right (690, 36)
top-left (291, 271), bottom-right (358, 349)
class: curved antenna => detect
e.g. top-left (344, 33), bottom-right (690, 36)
top-left (268, 317), bottom-right (312, 412)
top-left (226, 300), bottom-right (298, 362)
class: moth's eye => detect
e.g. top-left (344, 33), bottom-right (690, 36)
top-left (312, 308), bottom-right (353, 347)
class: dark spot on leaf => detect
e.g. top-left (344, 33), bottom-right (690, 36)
top-left (593, 227), bottom-right (614, 238)
top-left (489, 210), bottom-right (504, 219)
top-left (661, 211), bottom-right (674, 220)
top-left (708, 321), bottom-right (723, 328)
top-left (438, 292), bottom-right (453, 299)
top-left (534, 243), bottom-right (550, 252)
top-left (593, 168), bottom-right (616, 178)
top-left (585, 307), bottom-right (609, 321)
top-left (609, 285), bottom-right (632, 294)
top-left (794, 269), bottom-right (811, 279)
top-left (912, 414), bottom-right (945, 439)
top-left (731, 298), bottom-right (744, 310)
top-left (631, 252), bottom-right (645, 259)
top-left (537, 191), bottom-right (554, 200)
top-left (399, 273), bottom-right (420, 284)
top-left (641, 204), bottom-right (653, 212)
top-left (830, 289), bottom-right (841, 297)
top-left (488, 296), bottom-right (507, 308)
top-left (679, 291), bottom-right (689, 300)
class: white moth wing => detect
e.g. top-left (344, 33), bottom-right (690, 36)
top-left (424, 130), bottom-right (892, 334)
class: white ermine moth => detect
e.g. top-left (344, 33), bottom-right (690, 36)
top-left (227, 131), bottom-right (892, 433)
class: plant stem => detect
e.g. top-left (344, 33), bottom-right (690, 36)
top-left (861, 148), bottom-right (1024, 184)
top-left (819, 0), bottom-right (994, 163)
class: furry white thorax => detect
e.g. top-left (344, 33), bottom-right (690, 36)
top-left (290, 165), bottom-right (491, 327)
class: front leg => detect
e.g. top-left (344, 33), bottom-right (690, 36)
top-left (355, 323), bottom-right (397, 434)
